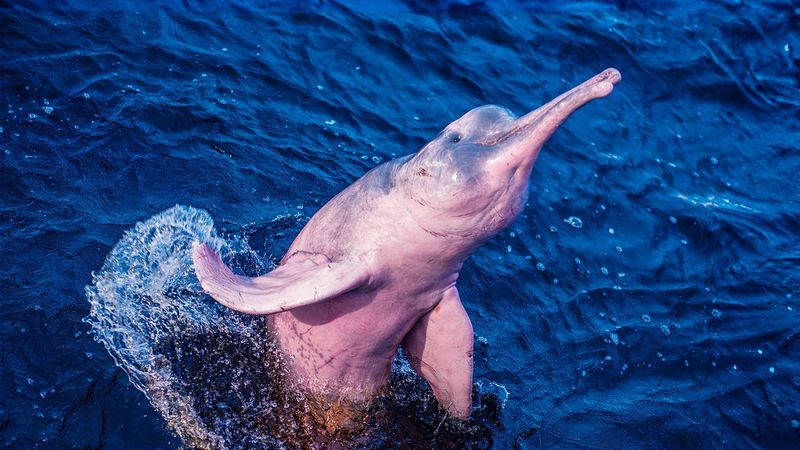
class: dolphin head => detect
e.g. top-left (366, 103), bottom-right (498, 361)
top-left (396, 68), bottom-right (621, 241)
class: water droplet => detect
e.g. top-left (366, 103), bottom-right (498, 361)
top-left (574, 257), bottom-right (582, 265)
top-left (791, 419), bottom-right (799, 428)
top-left (600, 267), bottom-right (609, 275)
top-left (316, 84), bottom-right (324, 90)
top-left (564, 216), bottom-right (583, 229)
top-left (669, 216), bottom-right (677, 224)
top-left (660, 324), bottom-right (671, 336)
top-left (732, 364), bottom-right (738, 370)
top-left (536, 262), bottom-right (546, 271)
top-left (43, 106), bottom-right (53, 115)
top-left (506, 245), bottom-right (512, 253)
top-left (711, 309), bottom-right (721, 319)
top-left (684, 360), bottom-right (689, 367)
top-left (371, 156), bottom-right (382, 164)
top-left (769, 366), bottom-right (775, 374)
top-left (324, 119), bottom-right (336, 125)
top-left (28, 113), bottom-right (38, 119)
top-left (83, 92), bottom-right (90, 99)
top-left (222, 47), bottom-right (228, 51)
top-left (617, 272), bottom-right (626, 278)
top-left (608, 228), bottom-right (615, 235)
top-left (549, 226), bottom-right (557, 233)
top-left (641, 314), bottom-right (652, 323)
top-left (27, 378), bottom-right (34, 385)
top-left (615, 246), bottom-right (622, 253)
top-left (710, 156), bottom-right (719, 165)
top-left (610, 333), bottom-right (619, 345)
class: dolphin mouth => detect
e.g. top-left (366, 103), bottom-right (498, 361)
top-left (482, 68), bottom-right (622, 147)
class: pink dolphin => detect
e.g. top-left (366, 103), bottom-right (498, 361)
top-left (193, 68), bottom-right (621, 425)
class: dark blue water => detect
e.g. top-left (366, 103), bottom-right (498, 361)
top-left (2, 0), bottom-right (800, 448)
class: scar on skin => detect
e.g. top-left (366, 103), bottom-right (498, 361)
top-left (415, 167), bottom-right (431, 177)
top-left (420, 225), bottom-right (448, 238)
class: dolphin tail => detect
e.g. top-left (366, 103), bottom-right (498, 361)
top-left (192, 242), bottom-right (371, 315)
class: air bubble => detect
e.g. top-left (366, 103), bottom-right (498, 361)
top-left (660, 324), bottom-right (671, 336)
top-left (641, 314), bottom-right (652, 323)
top-left (563, 216), bottom-right (583, 229)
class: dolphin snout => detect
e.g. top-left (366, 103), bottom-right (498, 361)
top-left (597, 67), bottom-right (622, 85)
top-left (483, 68), bottom-right (622, 170)
top-left (587, 68), bottom-right (622, 99)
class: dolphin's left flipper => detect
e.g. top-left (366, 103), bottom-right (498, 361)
top-left (192, 243), bottom-right (371, 315)
top-left (402, 287), bottom-right (474, 419)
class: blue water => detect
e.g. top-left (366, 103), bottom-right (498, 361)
top-left (2, 0), bottom-right (800, 448)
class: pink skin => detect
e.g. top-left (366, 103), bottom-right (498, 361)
top-left (193, 68), bottom-right (621, 420)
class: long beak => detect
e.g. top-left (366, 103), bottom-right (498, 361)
top-left (485, 68), bottom-right (621, 171)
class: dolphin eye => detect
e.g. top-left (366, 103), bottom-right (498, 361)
top-left (450, 134), bottom-right (462, 143)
